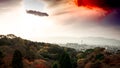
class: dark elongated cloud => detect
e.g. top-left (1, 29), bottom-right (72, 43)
top-left (26, 10), bottom-right (49, 16)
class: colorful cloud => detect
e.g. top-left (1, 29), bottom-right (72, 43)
top-left (75, 0), bottom-right (120, 10)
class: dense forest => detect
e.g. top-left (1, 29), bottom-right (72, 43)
top-left (0, 34), bottom-right (120, 68)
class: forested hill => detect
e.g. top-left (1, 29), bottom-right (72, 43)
top-left (0, 34), bottom-right (77, 60)
top-left (0, 34), bottom-right (77, 68)
top-left (0, 34), bottom-right (45, 46)
top-left (0, 34), bottom-right (120, 68)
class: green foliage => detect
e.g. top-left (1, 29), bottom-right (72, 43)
top-left (59, 51), bottom-right (72, 68)
top-left (0, 51), bottom-right (4, 65)
top-left (91, 61), bottom-right (102, 68)
top-left (0, 51), bottom-right (4, 59)
top-left (95, 53), bottom-right (104, 60)
top-left (0, 34), bottom-right (77, 68)
top-left (85, 49), bottom-right (94, 54)
top-left (71, 57), bottom-right (77, 68)
top-left (76, 49), bottom-right (94, 59)
top-left (94, 47), bottom-right (105, 53)
top-left (0, 36), bottom-right (11, 45)
top-left (12, 50), bottom-right (23, 68)
top-left (25, 48), bottom-right (36, 61)
top-left (48, 44), bottom-right (63, 54)
top-left (1, 34), bottom-right (120, 68)
top-left (52, 61), bottom-right (59, 68)
top-left (77, 53), bottom-right (86, 59)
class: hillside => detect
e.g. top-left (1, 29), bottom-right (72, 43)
top-left (0, 34), bottom-right (77, 68)
top-left (0, 34), bottom-right (120, 68)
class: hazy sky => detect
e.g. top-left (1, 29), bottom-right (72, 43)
top-left (0, 0), bottom-right (120, 43)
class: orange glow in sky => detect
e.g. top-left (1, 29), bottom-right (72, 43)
top-left (74, 0), bottom-right (78, 6)
top-left (73, 0), bottom-right (105, 9)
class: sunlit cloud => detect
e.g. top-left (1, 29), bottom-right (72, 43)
top-left (0, 0), bottom-right (120, 43)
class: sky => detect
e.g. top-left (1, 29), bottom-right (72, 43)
top-left (0, 0), bottom-right (120, 43)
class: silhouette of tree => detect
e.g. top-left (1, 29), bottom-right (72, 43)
top-left (12, 50), bottom-right (23, 68)
top-left (91, 61), bottom-right (102, 68)
top-left (95, 53), bottom-right (104, 60)
top-left (0, 51), bottom-right (4, 66)
top-left (52, 61), bottom-right (59, 68)
top-left (59, 51), bottom-right (72, 68)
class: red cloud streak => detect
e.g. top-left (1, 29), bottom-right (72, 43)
top-left (74, 0), bottom-right (120, 10)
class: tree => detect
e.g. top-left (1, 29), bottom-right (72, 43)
top-left (91, 61), bottom-right (102, 68)
top-left (52, 61), bottom-right (59, 68)
top-left (59, 51), bottom-right (72, 68)
top-left (95, 53), bottom-right (104, 60)
top-left (0, 51), bottom-right (4, 65)
top-left (12, 50), bottom-right (23, 68)
top-left (25, 48), bottom-right (36, 61)
top-left (85, 49), bottom-right (94, 55)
